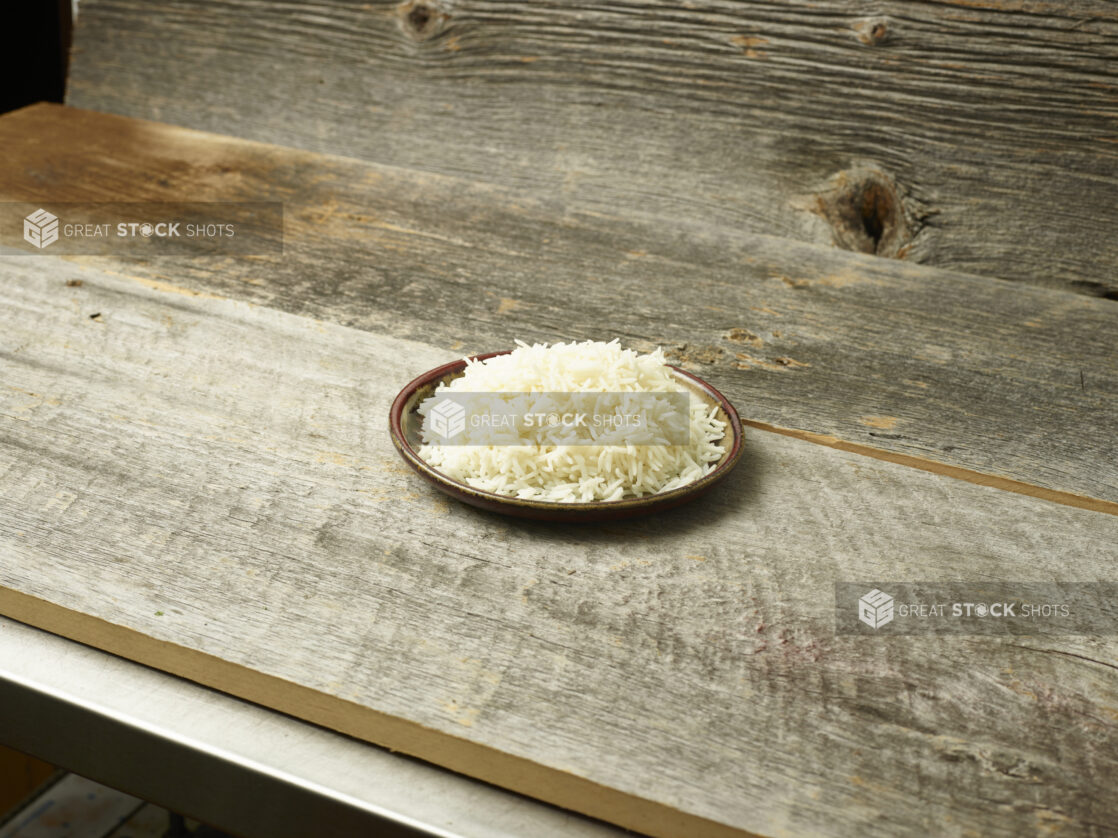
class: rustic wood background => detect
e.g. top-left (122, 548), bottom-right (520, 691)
top-left (67, 0), bottom-right (1118, 294)
top-left (0, 0), bottom-right (1115, 835)
top-left (2, 262), bottom-right (1117, 838)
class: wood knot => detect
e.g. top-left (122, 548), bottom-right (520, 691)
top-left (854, 17), bottom-right (890, 46)
top-left (812, 166), bottom-right (910, 258)
top-left (398, 0), bottom-right (447, 41)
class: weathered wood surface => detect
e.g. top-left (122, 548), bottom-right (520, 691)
top-left (2, 263), bottom-right (1117, 837)
top-left (2, 104), bottom-right (1116, 510)
top-left (66, 0), bottom-right (1118, 294)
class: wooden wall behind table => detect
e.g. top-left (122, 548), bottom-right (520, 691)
top-left (66, 0), bottom-right (1118, 295)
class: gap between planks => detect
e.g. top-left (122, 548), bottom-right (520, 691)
top-left (742, 421), bottom-right (1118, 519)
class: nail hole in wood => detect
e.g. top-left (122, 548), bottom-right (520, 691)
top-left (854, 17), bottom-right (890, 46)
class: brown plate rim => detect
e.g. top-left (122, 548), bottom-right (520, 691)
top-left (388, 351), bottom-right (744, 518)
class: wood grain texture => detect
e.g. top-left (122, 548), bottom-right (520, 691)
top-left (65, 0), bottom-right (1118, 294)
top-left (1, 104), bottom-right (1115, 508)
top-left (1, 262), bottom-right (1118, 837)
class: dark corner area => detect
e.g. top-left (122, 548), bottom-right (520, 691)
top-left (1, 0), bottom-right (72, 115)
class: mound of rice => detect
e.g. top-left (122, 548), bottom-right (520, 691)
top-left (416, 339), bottom-right (726, 502)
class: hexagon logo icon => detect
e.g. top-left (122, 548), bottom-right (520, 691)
top-left (428, 398), bottom-right (466, 440)
top-left (858, 589), bottom-right (894, 629)
top-left (24, 209), bottom-right (60, 249)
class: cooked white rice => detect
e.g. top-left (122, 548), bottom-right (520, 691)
top-left (416, 339), bottom-right (726, 502)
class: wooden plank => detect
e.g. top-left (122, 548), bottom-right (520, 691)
top-left (1, 104), bottom-right (1116, 510)
top-left (65, 0), bottom-right (1118, 294)
top-left (1, 262), bottom-right (1117, 837)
